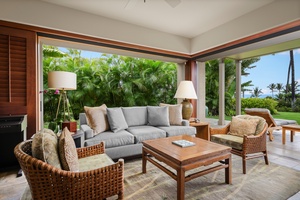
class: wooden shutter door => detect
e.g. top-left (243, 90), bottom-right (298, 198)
top-left (0, 26), bottom-right (37, 139)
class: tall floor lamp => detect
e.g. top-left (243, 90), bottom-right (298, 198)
top-left (48, 71), bottom-right (77, 132)
top-left (174, 80), bottom-right (198, 120)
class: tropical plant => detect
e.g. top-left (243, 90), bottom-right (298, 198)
top-left (205, 57), bottom-right (260, 116)
top-left (43, 47), bottom-right (178, 122)
top-left (241, 81), bottom-right (253, 98)
top-left (267, 83), bottom-right (277, 97)
top-left (276, 83), bottom-right (284, 94)
top-left (250, 87), bottom-right (263, 98)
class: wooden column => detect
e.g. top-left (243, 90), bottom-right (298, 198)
top-left (185, 60), bottom-right (197, 118)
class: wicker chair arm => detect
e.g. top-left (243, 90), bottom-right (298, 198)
top-left (77, 141), bottom-right (105, 158)
top-left (243, 123), bottom-right (268, 154)
top-left (210, 123), bottom-right (231, 135)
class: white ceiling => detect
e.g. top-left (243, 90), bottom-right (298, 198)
top-left (23, 0), bottom-right (298, 61)
top-left (40, 0), bottom-right (275, 39)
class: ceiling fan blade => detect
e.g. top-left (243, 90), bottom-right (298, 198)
top-left (125, 0), bottom-right (138, 9)
top-left (165, 0), bottom-right (181, 8)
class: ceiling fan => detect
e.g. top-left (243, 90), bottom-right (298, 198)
top-left (125, 0), bottom-right (181, 9)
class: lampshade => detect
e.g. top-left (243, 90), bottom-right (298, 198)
top-left (174, 81), bottom-right (197, 99)
top-left (48, 71), bottom-right (77, 90)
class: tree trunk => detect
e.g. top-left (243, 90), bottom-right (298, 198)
top-left (290, 50), bottom-right (295, 109)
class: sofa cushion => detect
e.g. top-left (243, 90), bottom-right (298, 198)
top-left (58, 127), bottom-right (79, 172)
top-left (107, 107), bottom-right (129, 132)
top-left (127, 126), bottom-right (167, 143)
top-left (147, 106), bottom-right (170, 127)
top-left (84, 130), bottom-right (135, 148)
top-left (229, 116), bottom-right (259, 137)
top-left (211, 134), bottom-right (243, 150)
top-left (160, 103), bottom-right (183, 125)
top-left (158, 126), bottom-right (196, 137)
top-left (32, 128), bottom-right (61, 169)
top-left (84, 104), bottom-right (109, 135)
top-left (122, 106), bottom-right (147, 127)
top-left (78, 153), bottom-right (114, 172)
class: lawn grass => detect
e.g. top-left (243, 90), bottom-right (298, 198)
top-left (207, 111), bottom-right (300, 124)
top-left (273, 112), bottom-right (300, 124)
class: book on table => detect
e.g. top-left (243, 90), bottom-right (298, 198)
top-left (172, 140), bottom-right (195, 147)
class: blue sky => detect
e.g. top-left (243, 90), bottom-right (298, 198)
top-left (63, 47), bottom-right (300, 96)
top-left (242, 49), bottom-right (300, 95)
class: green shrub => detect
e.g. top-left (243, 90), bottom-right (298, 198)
top-left (240, 98), bottom-right (278, 114)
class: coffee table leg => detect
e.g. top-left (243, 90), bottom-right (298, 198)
top-left (177, 167), bottom-right (185, 200)
top-left (225, 154), bottom-right (232, 184)
top-left (142, 147), bottom-right (147, 173)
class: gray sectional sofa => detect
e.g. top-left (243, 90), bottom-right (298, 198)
top-left (79, 105), bottom-right (196, 159)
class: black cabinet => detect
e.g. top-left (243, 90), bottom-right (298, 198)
top-left (0, 115), bottom-right (27, 171)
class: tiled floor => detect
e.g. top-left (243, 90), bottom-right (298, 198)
top-left (1, 128), bottom-right (300, 199)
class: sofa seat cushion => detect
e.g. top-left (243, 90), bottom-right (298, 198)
top-left (211, 134), bottom-right (243, 150)
top-left (127, 126), bottom-right (166, 143)
top-left (78, 153), bottom-right (114, 172)
top-left (158, 126), bottom-right (196, 137)
top-left (275, 119), bottom-right (297, 126)
top-left (84, 130), bottom-right (134, 148)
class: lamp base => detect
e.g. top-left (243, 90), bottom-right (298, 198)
top-left (181, 99), bottom-right (193, 120)
top-left (62, 121), bottom-right (77, 133)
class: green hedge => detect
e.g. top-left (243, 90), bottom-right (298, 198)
top-left (240, 98), bottom-right (278, 114)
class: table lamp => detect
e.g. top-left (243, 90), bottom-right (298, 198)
top-left (48, 71), bottom-right (77, 132)
top-left (174, 80), bottom-right (197, 120)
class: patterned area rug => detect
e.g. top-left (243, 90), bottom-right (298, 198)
top-left (120, 155), bottom-right (300, 200)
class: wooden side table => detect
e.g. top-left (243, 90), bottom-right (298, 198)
top-left (282, 124), bottom-right (300, 144)
top-left (72, 130), bottom-right (84, 148)
top-left (189, 121), bottom-right (210, 140)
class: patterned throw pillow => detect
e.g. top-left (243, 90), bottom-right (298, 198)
top-left (58, 127), bottom-right (79, 172)
top-left (159, 103), bottom-right (182, 125)
top-left (32, 128), bottom-right (62, 169)
top-left (229, 116), bottom-right (259, 137)
top-left (84, 104), bottom-right (109, 135)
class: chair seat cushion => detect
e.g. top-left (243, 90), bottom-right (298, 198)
top-left (211, 134), bottom-right (243, 150)
top-left (78, 153), bottom-right (114, 172)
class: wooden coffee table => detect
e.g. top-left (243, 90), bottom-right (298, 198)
top-left (142, 135), bottom-right (232, 200)
top-left (282, 124), bottom-right (300, 144)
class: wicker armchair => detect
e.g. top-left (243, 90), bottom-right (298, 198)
top-left (210, 115), bottom-right (269, 174)
top-left (14, 140), bottom-right (124, 200)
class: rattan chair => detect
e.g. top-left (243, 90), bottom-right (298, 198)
top-left (14, 140), bottom-right (124, 200)
top-left (210, 115), bottom-right (269, 174)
